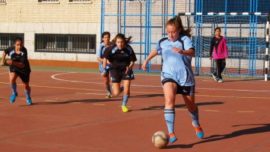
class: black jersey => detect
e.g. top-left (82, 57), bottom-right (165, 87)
top-left (103, 45), bottom-right (137, 69)
top-left (4, 46), bottom-right (31, 73)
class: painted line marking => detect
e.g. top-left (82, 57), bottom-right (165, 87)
top-left (198, 94), bottom-right (270, 100)
top-left (51, 72), bottom-right (270, 93)
top-left (92, 103), bottom-right (105, 106)
top-left (204, 109), bottom-right (220, 112)
top-left (237, 110), bottom-right (255, 113)
top-left (0, 81), bottom-right (269, 100)
top-left (44, 99), bottom-right (58, 102)
top-left (0, 72), bottom-right (8, 75)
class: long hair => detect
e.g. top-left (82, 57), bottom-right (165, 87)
top-left (166, 15), bottom-right (191, 37)
top-left (101, 31), bottom-right (111, 42)
top-left (111, 33), bottom-right (132, 45)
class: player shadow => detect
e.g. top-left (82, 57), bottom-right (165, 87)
top-left (166, 123), bottom-right (270, 149)
top-left (131, 93), bottom-right (164, 98)
top-left (32, 98), bottom-right (120, 106)
top-left (222, 78), bottom-right (263, 83)
top-left (139, 101), bottom-right (224, 111)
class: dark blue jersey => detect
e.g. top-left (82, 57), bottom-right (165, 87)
top-left (103, 44), bottom-right (137, 69)
top-left (4, 46), bottom-right (31, 73)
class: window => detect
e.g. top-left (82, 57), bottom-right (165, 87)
top-left (38, 0), bottom-right (59, 3)
top-left (35, 34), bottom-right (96, 54)
top-left (0, 0), bottom-right (6, 4)
top-left (69, 0), bottom-right (92, 2)
top-left (0, 33), bottom-right (24, 50)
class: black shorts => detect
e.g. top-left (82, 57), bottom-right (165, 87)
top-left (161, 78), bottom-right (195, 96)
top-left (110, 68), bottom-right (135, 83)
top-left (10, 69), bottom-right (30, 83)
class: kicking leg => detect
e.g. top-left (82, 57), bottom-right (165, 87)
top-left (182, 95), bottom-right (204, 139)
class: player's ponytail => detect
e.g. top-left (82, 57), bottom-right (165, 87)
top-left (166, 15), bottom-right (192, 37)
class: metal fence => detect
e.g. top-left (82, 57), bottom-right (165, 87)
top-left (101, 0), bottom-right (270, 78)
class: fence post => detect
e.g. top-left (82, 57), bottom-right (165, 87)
top-left (264, 13), bottom-right (270, 81)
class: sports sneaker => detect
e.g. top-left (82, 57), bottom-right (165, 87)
top-left (26, 98), bottom-right (32, 105)
top-left (168, 133), bottom-right (178, 143)
top-left (10, 93), bottom-right (18, 104)
top-left (105, 94), bottom-right (112, 98)
top-left (193, 126), bottom-right (204, 139)
top-left (218, 79), bottom-right (224, 83)
top-left (121, 105), bottom-right (129, 113)
top-left (211, 73), bottom-right (218, 81)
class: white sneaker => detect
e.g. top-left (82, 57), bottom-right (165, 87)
top-left (212, 73), bottom-right (218, 81)
top-left (218, 79), bottom-right (223, 83)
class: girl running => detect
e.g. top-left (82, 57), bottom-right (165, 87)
top-left (210, 27), bottom-right (228, 83)
top-left (103, 33), bottom-right (137, 113)
top-left (97, 31), bottom-right (112, 98)
top-left (0, 37), bottom-right (32, 105)
top-left (142, 16), bottom-right (204, 143)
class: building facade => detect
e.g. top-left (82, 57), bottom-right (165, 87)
top-left (0, 0), bottom-right (100, 62)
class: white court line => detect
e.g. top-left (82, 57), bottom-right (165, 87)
top-left (51, 72), bottom-right (161, 88)
top-left (0, 81), bottom-right (269, 100)
top-left (198, 94), bottom-right (270, 100)
top-left (51, 72), bottom-right (270, 93)
top-left (204, 109), bottom-right (220, 112)
top-left (0, 72), bottom-right (8, 75)
top-left (237, 111), bottom-right (255, 113)
top-left (0, 82), bottom-right (260, 114)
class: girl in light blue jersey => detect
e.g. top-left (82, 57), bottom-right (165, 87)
top-left (96, 31), bottom-right (112, 98)
top-left (142, 16), bottom-right (204, 144)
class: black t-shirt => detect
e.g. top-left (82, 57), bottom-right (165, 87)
top-left (4, 46), bottom-right (31, 73)
top-left (103, 45), bottom-right (137, 69)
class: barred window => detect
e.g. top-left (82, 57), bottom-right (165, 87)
top-left (35, 34), bottom-right (96, 54)
top-left (0, 0), bottom-right (6, 4)
top-left (0, 33), bottom-right (24, 50)
top-left (38, 0), bottom-right (59, 3)
top-left (69, 0), bottom-right (92, 3)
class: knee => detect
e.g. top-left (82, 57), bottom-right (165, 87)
top-left (112, 91), bottom-right (120, 97)
top-left (187, 104), bottom-right (197, 112)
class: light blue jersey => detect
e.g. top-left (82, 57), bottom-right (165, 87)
top-left (97, 42), bottom-right (110, 73)
top-left (156, 36), bottom-right (195, 86)
top-left (96, 42), bottom-right (107, 58)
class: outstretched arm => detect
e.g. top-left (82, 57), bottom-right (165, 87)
top-left (141, 49), bottom-right (158, 71)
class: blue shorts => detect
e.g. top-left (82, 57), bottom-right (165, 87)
top-left (161, 78), bottom-right (195, 96)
